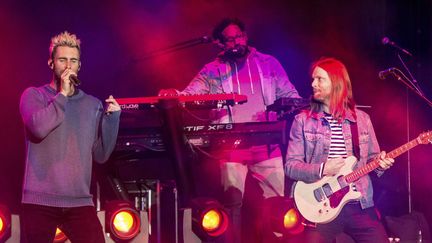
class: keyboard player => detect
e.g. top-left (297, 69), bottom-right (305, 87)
top-left (159, 18), bottom-right (301, 243)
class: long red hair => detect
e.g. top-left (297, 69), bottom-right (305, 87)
top-left (310, 57), bottom-right (356, 121)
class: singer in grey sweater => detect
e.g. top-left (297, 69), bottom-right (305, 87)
top-left (19, 31), bottom-right (121, 243)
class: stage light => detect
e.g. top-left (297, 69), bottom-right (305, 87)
top-left (190, 198), bottom-right (229, 240)
top-left (105, 200), bottom-right (141, 241)
top-left (283, 208), bottom-right (303, 234)
top-left (263, 196), bottom-right (304, 235)
top-left (0, 204), bottom-right (11, 242)
top-left (53, 227), bottom-right (68, 243)
top-left (0, 217), bottom-right (3, 235)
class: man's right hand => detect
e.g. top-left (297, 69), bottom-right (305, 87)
top-left (60, 68), bottom-right (76, 96)
top-left (158, 88), bottom-right (179, 96)
top-left (323, 157), bottom-right (345, 176)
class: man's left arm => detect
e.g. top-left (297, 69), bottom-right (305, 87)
top-left (366, 116), bottom-right (394, 176)
top-left (93, 96), bottom-right (121, 163)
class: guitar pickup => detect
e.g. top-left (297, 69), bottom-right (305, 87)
top-left (337, 175), bottom-right (348, 188)
top-left (322, 183), bottom-right (333, 198)
top-left (313, 188), bottom-right (325, 202)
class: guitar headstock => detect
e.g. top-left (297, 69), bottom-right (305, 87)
top-left (417, 131), bottom-right (432, 145)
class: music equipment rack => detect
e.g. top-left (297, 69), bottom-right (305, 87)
top-left (115, 121), bottom-right (289, 152)
top-left (114, 97), bottom-right (307, 152)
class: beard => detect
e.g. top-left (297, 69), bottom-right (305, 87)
top-left (312, 91), bottom-right (331, 107)
top-left (224, 45), bottom-right (249, 59)
top-left (313, 95), bottom-right (325, 104)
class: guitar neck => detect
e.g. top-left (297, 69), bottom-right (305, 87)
top-left (344, 136), bottom-right (421, 183)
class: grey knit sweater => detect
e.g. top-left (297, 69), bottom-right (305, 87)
top-left (19, 84), bottom-right (120, 207)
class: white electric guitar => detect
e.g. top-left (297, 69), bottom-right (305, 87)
top-left (294, 131), bottom-right (432, 224)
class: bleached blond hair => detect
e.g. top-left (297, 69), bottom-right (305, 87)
top-left (49, 31), bottom-right (81, 59)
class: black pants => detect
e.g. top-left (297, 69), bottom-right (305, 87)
top-left (20, 203), bottom-right (105, 243)
top-left (289, 203), bottom-right (388, 243)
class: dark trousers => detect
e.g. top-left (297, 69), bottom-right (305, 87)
top-left (289, 203), bottom-right (388, 243)
top-left (20, 203), bottom-right (105, 243)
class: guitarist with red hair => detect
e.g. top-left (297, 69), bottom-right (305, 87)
top-left (285, 57), bottom-right (394, 242)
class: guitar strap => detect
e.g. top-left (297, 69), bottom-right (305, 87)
top-left (350, 116), bottom-right (360, 158)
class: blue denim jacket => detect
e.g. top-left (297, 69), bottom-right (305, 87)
top-left (285, 108), bottom-right (383, 209)
top-left (182, 47), bottom-right (300, 105)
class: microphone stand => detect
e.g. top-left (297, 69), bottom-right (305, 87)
top-left (390, 67), bottom-right (432, 108)
top-left (396, 54), bottom-right (432, 107)
top-left (132, 35), bottom-right (212, 62)
top-left (387, 56), bottom-right (432, 215)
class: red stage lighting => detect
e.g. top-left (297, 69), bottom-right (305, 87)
top-left (190, 198), bottom-right (229, 240)
top-left (0, 204), bottom-right (11, 242)
top-left (263, 197), bottom-right (304, 235)
top-left (53, 227), bottom-right (68, 243)
top-left (283, 208), bottom-right (304, 234)
top-left (105, 200), bottom-right (141, 241)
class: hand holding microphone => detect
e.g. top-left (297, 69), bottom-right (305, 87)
top-left (69, 74), bottom-right (81, 86)
top-left (60, 68), bottom-right (79, 96)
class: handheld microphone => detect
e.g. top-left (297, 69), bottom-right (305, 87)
top-left (381, 37), bottom-right (412, 56)
top-left (69, 74), bottom-right (81, 86)
top-left (378, 67), bottom-right (397, 80)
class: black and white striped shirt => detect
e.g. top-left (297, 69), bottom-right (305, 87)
top-left (325, 114), bottom-right (348, 159)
